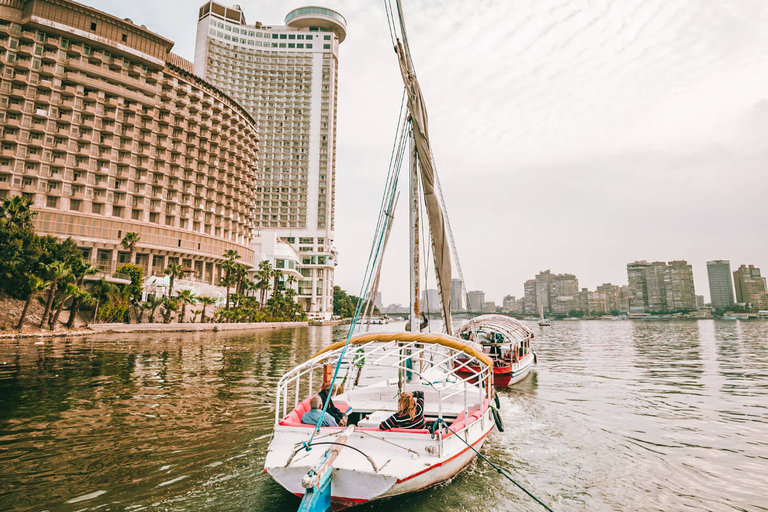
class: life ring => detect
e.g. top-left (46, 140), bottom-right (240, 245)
top-left (490, 405), bottom-right (504, 432)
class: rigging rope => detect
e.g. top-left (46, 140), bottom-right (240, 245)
top-left (434, 419), bottom-right (555, 512)
top-left (305, 101), bottom-right (409, 448)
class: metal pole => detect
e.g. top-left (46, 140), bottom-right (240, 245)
top-left (409, 124), bottom-right (420, 333)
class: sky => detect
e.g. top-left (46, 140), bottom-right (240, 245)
top-left (86, 0), bottom-right (768, 305)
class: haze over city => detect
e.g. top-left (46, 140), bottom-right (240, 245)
top-left (84, 0), bottom-right (768, 304)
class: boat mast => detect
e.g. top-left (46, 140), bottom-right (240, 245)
top-left (409, 124), bottom-right (420, 332)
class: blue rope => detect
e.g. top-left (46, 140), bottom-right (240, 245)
top-left (305, 116), bottom-right (409, 448)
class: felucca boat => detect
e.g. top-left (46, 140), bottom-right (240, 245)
top-left (455, 314), bottom-right (536, 387)
top-left (264, 0), bottom-right (500, 508)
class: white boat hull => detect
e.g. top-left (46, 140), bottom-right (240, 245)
top-left (265, 413), bottom-right (494, 507)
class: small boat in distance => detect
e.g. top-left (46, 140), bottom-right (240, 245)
top-left (455, 315), bottom-right (536, 387)
top-left (537, 285), bottom-right (551, 326)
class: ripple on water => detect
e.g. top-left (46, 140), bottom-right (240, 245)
top-left (0, 321), bottom-right (767, 511)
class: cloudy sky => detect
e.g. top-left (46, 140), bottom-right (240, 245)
top-left (88, 0), bottom-right (768, 305)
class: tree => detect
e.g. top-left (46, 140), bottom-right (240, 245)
top-left (198, 296), bottom-right (217, 323)
top-left (66, 287), bottom-right (93, 328)
top-left (176, 289), bottom-right (197, 323)
top-left (49, 282), bottom-right (79, 328)
top-left (164, 262), bottom-right (185, 298)
top-left (255, 260), bottom-right (273, 308)
top-left (1, 195), bottom-right (36, 230)
top-left (161, 298), bottom-right (177, 323)
top-left (91, 278), bottom-right (112, 323)
top-left (333, 286), bottom-right (355, 318)
top-left (145, 295), bottom-right (163, 323)
top-left (117, 264), bottom-right (144, 322)
top-left (221, 250), bottom-right (240, 310)
top-left (16, 275), bottom-right (48, 330)
top-left (40, 261), bottom-right (71, 329)
top-left (120, 232), bottom-right (141, 264)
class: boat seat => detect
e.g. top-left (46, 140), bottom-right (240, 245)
top-left (279, 398), bottom-right (349, 427)
top-left (444, 399), bottom-right (488, 437)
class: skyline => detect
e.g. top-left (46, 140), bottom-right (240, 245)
top-left (82, 0), bottom-right (768, 305)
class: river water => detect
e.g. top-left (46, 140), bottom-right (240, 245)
top-left (1, 320), bottom-right (767, 511)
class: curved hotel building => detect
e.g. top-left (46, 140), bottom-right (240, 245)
top-left (0, 0), bottom-right (259, 284)
top-left (194, 2), bottom-right (345, 316)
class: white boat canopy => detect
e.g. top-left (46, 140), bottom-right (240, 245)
top-left (456, 314), bottom-right (535, 343)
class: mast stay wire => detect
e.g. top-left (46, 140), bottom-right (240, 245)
top-left (305, 93), bottom-right (409, 446)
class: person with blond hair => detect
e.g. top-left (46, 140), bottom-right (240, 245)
top-left (379, 390), bottom-right (425, 430)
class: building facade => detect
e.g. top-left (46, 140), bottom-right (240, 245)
top-left (194, 2), bottom-right (345, 317)
top-left (450, 277), bottom-right (463, 312)
top-left (733, 264), bottom-right (768, 309)
top-left (707, 260), bottom-right (735, 310)
top-left (467, 290), bottom-right (484, 313)
top-left (627, 260), bottom-right (651, 312)
top-left (0, 0), bottom-right (259, 283)
top-left (664, 260), bottom-right (697, 312)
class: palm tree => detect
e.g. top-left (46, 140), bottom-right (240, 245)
top-left (120, 232), bottom-right (141, 264)
top-left (176, 289), bottom-right (197, 323)
top-left (145, 295), bottom-right (163, 323)
top-left (164, 262), bottom-right (186, 298)
top-left (221, 250), bottom-right (240, 310)
top-left (17, 275), bottom-right (49, 330)
top-left (198, 296), bottom-right (217, 323)
top-left (91, 278), bottom-right (112, 323)
top-left (66, 288), bottom-right (93, 328)
top-left (49, 282), bottom-right (78, 328)
top-left (2, 195), bottom-right (35, 230)
top-left (255, 260), bottom-right (273, 308)
top-left (40, 261), bottom-right (71, 329)
top-left (161, 298), bottom-right (177, 324)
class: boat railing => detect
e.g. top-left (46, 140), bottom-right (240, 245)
top-left (275, 338), bottom-right (491, 426)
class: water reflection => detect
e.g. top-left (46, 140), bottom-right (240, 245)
top-left (0, 321), bottom-right (767, 511)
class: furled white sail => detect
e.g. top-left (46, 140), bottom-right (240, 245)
top-left (395, 39), bottom-right (453, 334)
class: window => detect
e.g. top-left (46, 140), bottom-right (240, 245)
top-left (324, 35), bottom-right (331, 40)
top-left (92, 203), bottom-right (103, 214)
top-left (90, 22), bottom-right (97, 31)
top-left (70, 199), bottom-right (81, 211)
top-left (306, 44), bottom-right (313, 49)
top-left (323, 44), bottom-right (330, 49)
top-left (149, 212), bottom-right (159, 223)
top-left (280, 34), bottom-right (287, 39)
top-left (46, 196), bottom-right (58, 208)
top-left (131, 209), bottom-right (140, 220)
top-left (112, 206), bottom-right (123, 217)
top-left (122, 33), bottom-right (127, 42)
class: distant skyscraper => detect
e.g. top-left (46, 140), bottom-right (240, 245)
top-left (502, 295), bottom-right (516, 312)
top-left (523, 280), bottom-right (537, 315)
top-left (467, 291), bottom-right (485, 313)
top-left (696, 295), bottom-right (705, 309)
top-left (646, 262), bottom-right (668, 313)
top-left (450, 278), bottom-right (463, 312)
top-left (627, 261), bottom-right (651, 312)
top-left (664, 260), bottom-right (697, 312)
top-left (421, 289), bottom-right (440, 313)
top-left (733, 265), bottom-right (768, 309)
top-left (195, 2), bottom-right (346, 317)
top-left (375, 292), bottom-right (383, 310)
top-left (707, 260), bottom-right (735, 310)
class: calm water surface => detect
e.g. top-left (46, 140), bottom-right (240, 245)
top-left (1, 320), bottom-right (767, 511)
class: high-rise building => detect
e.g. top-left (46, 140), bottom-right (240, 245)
top-left (194, 2), bottom-right (346, 317)
top-left (627, 261), bottom-right (651, 312)
top-left (646, 262), bottom-right (668, 313)
top-left (467, 291), bottom-right (484, 313)
top-left (0, 0), bottom-right (259, 283)
top-left (695, 295), bottom-right (705, 309)
top-left (450, 278), bottom-right (463, 312)
top-left (421, 288), bottom-right (440, 313)
top-left (502, 295), bottom-right (516, 312)
top-left (664, 260), bottom-right (696, 312)
top-left (707, 260), bottom-right (735, 310)
top-left (523, 279), bottom-right (537, 315)
top-left (733, 265), bottom-right (768, 309)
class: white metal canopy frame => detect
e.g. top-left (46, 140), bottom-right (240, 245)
top-left (274, 332), bottom-right (494, 426)
top-left (455, 314), bottom-right (535, 343)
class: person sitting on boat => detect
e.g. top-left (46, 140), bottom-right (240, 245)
top-left (301, 395), bottom-right (338, 427)
top-left (379, 390), bottom-right (425, 430)
top-left (319, 381), bottom-right (348, 426)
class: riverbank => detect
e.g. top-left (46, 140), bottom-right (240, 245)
top-left (88, 321), bottom-right (314, 334)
